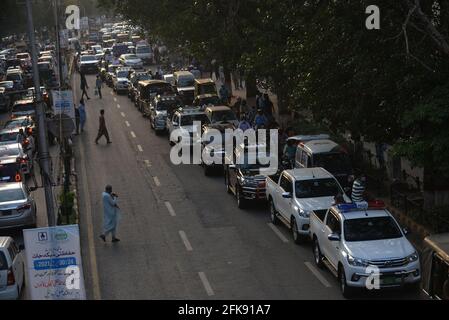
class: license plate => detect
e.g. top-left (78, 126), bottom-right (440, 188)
top-left (381, 276), bottom-right (401, 285)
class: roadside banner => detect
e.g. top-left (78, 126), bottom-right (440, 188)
top-left (23, 225), bottom-right (86, 300)
top-left (52, 90), bottom-right (75, 119)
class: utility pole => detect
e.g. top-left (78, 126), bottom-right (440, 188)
top-left (53, 0), bottom-right (63, 88)
top-left (26, 0), bottom-right (56, 226)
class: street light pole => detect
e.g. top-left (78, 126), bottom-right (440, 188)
top-left (53, 0), bottom-right (63, 88)
top-left (26, 0), bottom-right (56, 226)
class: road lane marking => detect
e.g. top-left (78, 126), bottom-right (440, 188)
top-left (144, 160), bottom-right (151, 167)
top-left (267, 223), bottom-right (289, 243)
top-left (199, 272), bottom-right (215, 296)
top-left (121, 112), bottom-right (126, 118)
top-left (130, 131), bottom-right (136, 138)
top-left (153, 176), bottom-right (161, 186)
top-left (164, 201), bottom-right (176, 216)
top-left (304, 262), bottom-right (332, 288)
top-left (137, 145), bottom-right (143, 152)
top-left (117, 104), bottom-right (121, 109)
top-left (110, 91), bottom-right (113, 95)
top-left (179, 231), bottom-right (193, 251)
top-left (113, 97), bottom-right (117, 102)
top-left (125, 121), bottom-right (130, 127)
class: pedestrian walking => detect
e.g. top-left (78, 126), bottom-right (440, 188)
top-left (254, 109), bottom-right (268, 129)
top-left (99, 185), bottom-right (121, 243)
top-left (351, 174), bottom-right (367, 203)
top-left (95, 109), bottom-right (111, 144)
top-left (79, 99), bottom-right (87, 133)
top-left (80, 72), bottom-right (90, 100)
top-left (238, 114), bottom-right (251, 132)
top-left (95, 75), bottom-right (103, 99)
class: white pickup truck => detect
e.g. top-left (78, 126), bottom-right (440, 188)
top-left (266, 168), bottom-right (349, 244)
top-left (309, 201), bottom-right (421, 298)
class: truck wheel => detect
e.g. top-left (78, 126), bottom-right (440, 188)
top-left (339, 266), bottom-right (354, 299)
top-left (270, 200), bottom-right (279, 225)
top-left (236, 188), bottom-right (246, 209)
top-left (291, 218), bottom-right (302, 245)
top-left (313, 238), bottom-right (324, 269)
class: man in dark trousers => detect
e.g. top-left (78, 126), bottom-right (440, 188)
top-left (95, 109), bottom-right (111, 144)
top-left (80, 72), bottom-right (90, 100)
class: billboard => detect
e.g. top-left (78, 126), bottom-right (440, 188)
top-left (23, 225), bottom-right (86, 300)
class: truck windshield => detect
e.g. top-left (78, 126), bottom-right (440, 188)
top-left (344, 217), bottom-right (403, 242)
top-left (295, 178), bottom-right (340, 198)
top-left (313, 153), bottom-right (351, 175)
top-left (211, 110), bottom-right (237, 123)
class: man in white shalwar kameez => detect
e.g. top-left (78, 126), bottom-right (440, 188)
top-left (99, 185), bottom-right (121, 243)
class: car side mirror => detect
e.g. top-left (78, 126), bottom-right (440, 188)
top-left (282, 192), bottom-right (292, 199)
top-left (328, 233), bottom-right (340, 242)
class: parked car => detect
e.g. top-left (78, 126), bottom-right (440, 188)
top-left (149, 94), bottom-right (182, 134)
top-left (295, 139), bottom-right (354, 188)
top-left (267, 168), bottom-right (350, 244)
top-left (0, 181), bottom-right (37, 230)
top-left (174, 71), bottom-right (195, 105)
top-left (204, 105), bottom-right (239, 128)
top-left (201, 122), bottom-right (234, 176)
top-left (310, 201), bottom-right (421, 298)
top-left (167, 106), bottom-right (210, 146)
top-left (421, 233), bottom-right (449, 300)
top-left (0, 236), bottom-right (25, 300)
top-left (112, 67), bottom-right (133, 94)
top-left (128, 71), bottom-right (152, 102)
top-left (136, 80), bottom-right (174, 113)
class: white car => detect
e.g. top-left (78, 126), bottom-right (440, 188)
top-left (310, 201), bottom-right (421, 298)
top-left (0, 237), bottom-right (25, 300)
top-left (119, 54), bottom-right (143, 69)
top-left (91, 45), bottom-right (103, 54)
top-left (267, 168), bottom-right (350, 244)
top-left (167, 106), bottom-right (210, 146)
top-left (113, 68), bottom-right (132, 94)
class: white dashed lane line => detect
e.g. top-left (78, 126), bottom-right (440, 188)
top-left (113, 97), bottom-right (117, 102)
top-left (130, 131), bottom-right (136, 138)
top-left (125, 121), bottom-right (130, 127)
top-left (179, 231), bottom-right (193, 251)
top-left (144, 160), bottom-right (151, 167)
top-left (137, 145), bottom-right (143, 152)
top-left (153, 176), bottom-right (161, 186)
top-left (267, 223), bottom-right (289, 243)
top-left (304, 262), bottom-right (332, 288)
top-left (117, 104), bottom-right (121, 109)
top-left (164, 201), bottom-right (176, 216)
top-left (198, 272), bottom-right (215, 297)
top-left (121, 112), bottom-right (126, 118)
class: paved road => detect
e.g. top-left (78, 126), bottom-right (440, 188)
top-left (71, 71), bottom-right (421, 300)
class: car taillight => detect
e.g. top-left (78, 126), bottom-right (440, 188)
top-left (7, 268), bottom-right (15, 286)
top-left (18, 203), bottom-right (31, 211)
top-left (15, 173), bottom-right (22, 182)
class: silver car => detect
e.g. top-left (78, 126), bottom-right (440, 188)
top-left (0, 182), bottom-right (36, 230)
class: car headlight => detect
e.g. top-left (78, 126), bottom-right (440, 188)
top-left (298, 209), bottom-right (311, 218)
top-left (347, 254), bottom-right (370, 267)
top-left (239, 177), bottom-right (253, 185)
top-left (406, 251), bottom-right (419, 263)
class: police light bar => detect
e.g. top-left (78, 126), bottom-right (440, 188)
top-left (336, 201), bottom-right (368, 213)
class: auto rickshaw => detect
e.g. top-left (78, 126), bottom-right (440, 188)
top-left (421, 233), bottom-right (449, 300)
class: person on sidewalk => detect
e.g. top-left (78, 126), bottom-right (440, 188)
top-left (351, 174), bottom-right (367, 203)
top-left (80, 72), bottom-right (90, 100)
top-left (254, 109), bottom-right (268, 129)
top-left (99, 185), bottom-right (121, 243)
top-left (238, 114), bottom-right (252, 132)
top-left (219, 84), bottom-right (230, 105)
top-left (95, 75), bottom-right (103, 99)
top-left (74, 104), bottom-right (80, 135)
top-left (95, 109), bottom-right (111, 144)
top-left (79, 99), bottom-right (87, 133)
